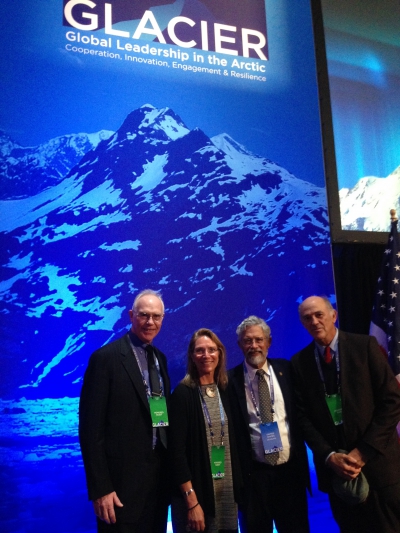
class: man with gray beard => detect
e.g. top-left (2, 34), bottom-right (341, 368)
top-left (228, 316), bottom-right (310, 533)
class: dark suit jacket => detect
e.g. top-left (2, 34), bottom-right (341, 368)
top-left (79, 332), bottom-right (170, 522)
top-left (228, 358), bottom-right (310, 504)
top-left (291, 331), bottom-right (400, 492)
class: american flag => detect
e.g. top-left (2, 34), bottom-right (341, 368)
top-left (369, 219), bottom-right (400, 383)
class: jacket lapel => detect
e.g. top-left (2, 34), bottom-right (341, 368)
top-left (305, 342), bottom-right (326, 399)
top-left (154, 347), bottom-right (170, 399)
top-left (306, 340), bottom-right (340, 433)
top-left (120, 334), bottom-right (150, 412)
top-left (231, 364), bottom-right (249, 423)
top-left (268, 358), bottom-right (292, 417)
top-left (337, 330), bottom-right (350, 429)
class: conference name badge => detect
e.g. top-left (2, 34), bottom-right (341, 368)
top-left (260, 421), bottom-right (283, 454)
top-left (325, 394), bottom-right (343, 425)
top-left (211, 445), bottom-right (225, 478)
top-left (148, 396), bottom-right (169, 427)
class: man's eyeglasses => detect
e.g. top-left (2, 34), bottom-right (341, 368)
top-left (136, 312), bottom-right (164, 323)
top-left (242, 337), bottom-right (266, 346)
top-left (194, 348), bottom-right (219, 356)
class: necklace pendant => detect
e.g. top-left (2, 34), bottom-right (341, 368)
top-left (206, 386), bottom-right (216, 398)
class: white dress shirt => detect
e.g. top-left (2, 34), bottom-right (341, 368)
top-left (244, 359), bottom-right (291, 464)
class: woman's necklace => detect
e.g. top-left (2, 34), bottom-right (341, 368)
top-left (205, 384), bottom-right (216, 398)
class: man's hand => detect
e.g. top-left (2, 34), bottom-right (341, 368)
top-left (93, 491), bottom-right (123, 524)
top-left (327, 452), bottom-right (362, 480)
top-left (347, 447), bottom-right (367, 468)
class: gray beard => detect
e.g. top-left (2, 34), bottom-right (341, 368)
top-left (246, 353), bottom-right (266, 368)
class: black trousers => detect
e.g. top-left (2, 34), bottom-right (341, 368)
top-left (329, 480), bottom-right (400, 533)
top-left (97, 447), bottom-right (169, 533)
top-left (239, 460), bottom-right (309, 533)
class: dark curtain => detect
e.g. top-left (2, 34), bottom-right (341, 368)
top-left (332, 243), bottom-right (385, 334)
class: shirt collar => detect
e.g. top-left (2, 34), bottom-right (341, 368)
top-left (244, 358), bottom-right (270, 380)
top-left (315, 328), bottom-right (339, 356)
top-left (128, 330), bottom-right (149, 350)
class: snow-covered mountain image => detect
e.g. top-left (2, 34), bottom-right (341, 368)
top-left (0, 129), bottom-right (113, 200)
top-left (339, 165), bottom-right (400, 232)
top-left (0, 104), bottom-right (333, 398)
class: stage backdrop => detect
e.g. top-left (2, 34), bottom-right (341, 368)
top-left (0, 1), bottom-right (335, 532)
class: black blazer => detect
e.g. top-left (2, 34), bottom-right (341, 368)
top-left (79, 333), bottom-right (170, 522)
top-left (228, 358), bottom-right (310, 502)
top-left (168, 383), bottom-right (243, 517)
top-left (291, 331), bottom-right (400, 492)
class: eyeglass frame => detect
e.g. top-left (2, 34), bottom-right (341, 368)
top-left (241, 336), bottom-right (267, 346)
top-left (193, 347), bottom-right (220, 356)
top-left (135, 311), bottom-right (164, 323)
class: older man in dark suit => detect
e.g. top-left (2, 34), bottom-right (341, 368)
top-left (228, 315), bottom-right (310, 533)
top-left (79, 289), bottom-right (170, 533)
top-left (292, 295), bottom-right (400, 533)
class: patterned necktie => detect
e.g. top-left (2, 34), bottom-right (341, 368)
top-left (256, 369), bottom-right (279, 465)
top-left (324, 345), bottom-right (332, 364)
top-left (146, 345), bottom-right (167, 449)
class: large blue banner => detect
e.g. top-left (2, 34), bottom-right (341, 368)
top-left (0, 1), bottom-right (335, 531)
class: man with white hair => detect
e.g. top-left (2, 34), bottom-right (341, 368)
top-left (79, 289), bottom-right (170, 533)
top-left (228, 315), bottom-right (310, 533)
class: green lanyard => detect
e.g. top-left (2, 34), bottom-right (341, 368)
top-left (314, 347), bottom-right (343, 426)
top-left (198, 387), bottom-right (226, 478)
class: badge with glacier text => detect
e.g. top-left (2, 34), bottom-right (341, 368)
top-left (260, 422), bottom-right (283, 454)
top-left (149, 396), bottom-right (169, 427)
top-left (211, 445), bottom-right (225, 478)
top-left (325, 394), bottom-right (342, 426)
